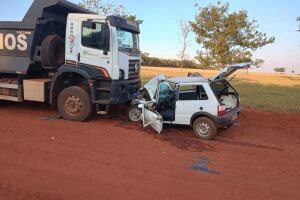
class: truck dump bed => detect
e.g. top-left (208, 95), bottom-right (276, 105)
top-left (0, 0), bottom-right (93, 74)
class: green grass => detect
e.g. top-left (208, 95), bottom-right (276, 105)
top-left (231, 79), bottom-right (300, 113)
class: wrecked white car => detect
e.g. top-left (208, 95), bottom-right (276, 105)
top-left (127, 63), bottom-right (250, 140)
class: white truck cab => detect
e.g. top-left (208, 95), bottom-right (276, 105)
top-left (128, 63), bottom-right (250, 140)
top-left (0, 0), bottom-right (141, 122)
top-left (65, 14), bottom-right (141, 81)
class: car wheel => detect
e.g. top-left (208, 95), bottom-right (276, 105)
top-left (193, 117), bottom-right (217, 140)
top-left (127, 105), bottom-right (142, 122)
top-left (58, 86), bottom-right (93, 121)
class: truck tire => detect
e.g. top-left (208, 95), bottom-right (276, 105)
top-left (193, 117), bottom-right (217, 140)
top-left (42, 35), bottom-right (65, 69)
top-left (127, 105), bottom-right (142, 122)
top-left (58, 86), bottom-right (93, 122)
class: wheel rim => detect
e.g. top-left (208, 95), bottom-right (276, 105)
top-left (196, 122), bottom-right (211, 136)
top-left (129, 107), bottom-right (141, 121)
top-left (64, 96), bottom-right (83, 115)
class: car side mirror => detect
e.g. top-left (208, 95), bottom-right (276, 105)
top-left (102, 24), bottom-right (110, 53)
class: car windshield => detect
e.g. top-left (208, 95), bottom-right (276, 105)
top-left (117, 29), bottom-right (139, 50)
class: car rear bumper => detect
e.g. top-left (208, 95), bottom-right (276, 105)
top-left (214, 107), bottom-right (242, 128)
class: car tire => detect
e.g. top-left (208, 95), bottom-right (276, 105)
top-left (193, 117), bottom-right (217, 140)
top-left (58, 86), bottom-right (93, 122)
top-left (127, 105), bottom-right (142, 122)
top-left (41, 35), bottom-right (65, 69)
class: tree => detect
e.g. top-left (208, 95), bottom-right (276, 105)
top-left (178, 20), bottom-right (192, 73)
top-left (79, 0), bottom-right (143, 25)
top-left (190, 2), bottom-right (275, 69)
top-left (291, 70), bottom-right (295, 74)
top-left (274, 67), bottom-right (286, 73)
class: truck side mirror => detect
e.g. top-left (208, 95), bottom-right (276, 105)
top-left (102, 24), bottom-right (110, 52)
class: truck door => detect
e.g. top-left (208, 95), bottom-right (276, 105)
top-left (174, 84), bottom-right (211, 125)
top-left (77, 18), bottom-right (111, 74)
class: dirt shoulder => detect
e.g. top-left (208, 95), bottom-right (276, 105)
top-left (0, 102), bottom-right (299, 200)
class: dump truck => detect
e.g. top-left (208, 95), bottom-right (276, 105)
top-left (0, 0), bottom-right (141, 121)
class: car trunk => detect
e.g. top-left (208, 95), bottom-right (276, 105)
top-left (210, 80), bottom-right (239, 111)
top-left (209, 63), bottom-right (250, 111)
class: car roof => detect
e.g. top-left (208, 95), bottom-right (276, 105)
top-left (167, 77), bottom-right (208, 84)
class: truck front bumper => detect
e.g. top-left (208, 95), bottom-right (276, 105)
top-left (214, 107), bottom-right (242, 128)
top-left (91, 77), bottom-right (141, 105)
top-left (110, 78), bottom-right (141, 104)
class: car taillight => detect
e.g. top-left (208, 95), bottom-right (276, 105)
top-left (218, 105), bottom-right (226, 116)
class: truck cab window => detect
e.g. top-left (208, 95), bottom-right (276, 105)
top-left (117, 29), bottom-right (139, 50)
top-left (82, 22), bottom-right (104, 50)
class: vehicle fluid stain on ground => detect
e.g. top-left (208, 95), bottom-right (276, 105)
top-left (0, 102), bottom-right (300, 200)
top-left (190, 156), bottom-right (220, 175)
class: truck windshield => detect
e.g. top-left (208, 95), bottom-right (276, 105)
top-left (117, 29), bottom-right (139, 50)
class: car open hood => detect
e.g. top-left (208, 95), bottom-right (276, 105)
top-left (211, 63), bottom-right (251, 81)
top-left (143, 75), bottom-right (166, 102)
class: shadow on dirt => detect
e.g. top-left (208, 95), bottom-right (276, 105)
top-left (217, 137), bottom-right (284, 151)
top-left (100, 104), bottom-right (285, 153)
top-left (154, 128), bottom-right (217, 153)
top-left (217, 128), bottom-right (284, 151)
top-left (100, 104), bottom-right (217, 153)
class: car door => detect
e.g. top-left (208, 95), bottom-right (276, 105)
top-left (77, 18), bottom-right (112, 72)
top-left (140, 103), bottom-right (163, 134)
top-left (174, 84), bottom-right (212, 125)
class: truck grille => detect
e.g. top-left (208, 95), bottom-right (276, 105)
top-left (128, 60), bottom-right (140, 79)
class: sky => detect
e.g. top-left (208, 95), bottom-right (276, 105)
top-left (0, 0), bottom-right (299, 73)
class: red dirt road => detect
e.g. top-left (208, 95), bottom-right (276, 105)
top-left (0, 102), bottom-right (299, 200)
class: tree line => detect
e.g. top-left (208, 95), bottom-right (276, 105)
top-left (141, 53), bottom-right (207, 69)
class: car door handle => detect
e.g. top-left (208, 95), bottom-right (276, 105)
top-left (78, 53), bottom-right (80, 62)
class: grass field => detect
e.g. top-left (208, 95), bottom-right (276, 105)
top-left (141, 66), bottom-right (300, 113)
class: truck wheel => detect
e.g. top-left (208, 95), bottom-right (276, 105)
top-left (42, 35), bottom-right (65, 69)
top-left (58, 86), bottom-right (93, 122)
top-left (127, 105), bottom-right (142, 122)
top-left (193, 117), bottom-right (217, 140)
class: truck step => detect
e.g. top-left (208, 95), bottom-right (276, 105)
top-left (0, 82), bottom-right (23, 102)
top-left (96, 104), bottom-right (110, 115)
top-left (0, 95), bottom-right (20, 102)
top-left (0, 83), bottom-right (18, 89)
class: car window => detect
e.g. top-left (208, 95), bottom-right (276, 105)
top-left (179, 85), bottom-right (198, 100)
top-left (198, 85), bottom-right (208, 100)
top-left (178, 85), bottom-right (208, 101)
top-left (82, 22), bottom-right (104, 50)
